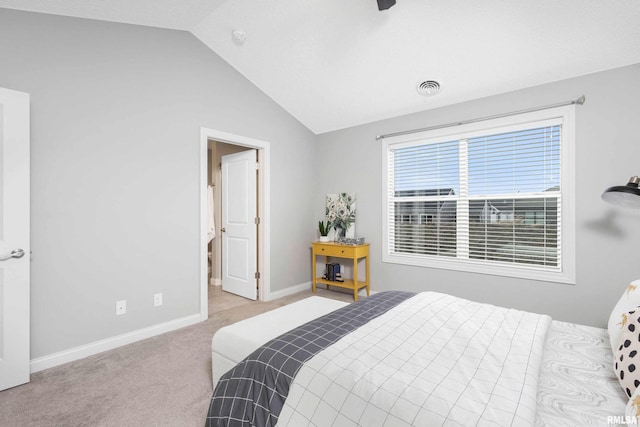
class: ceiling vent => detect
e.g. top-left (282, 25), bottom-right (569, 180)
top-left (416, 80), bottom-right (441, 96)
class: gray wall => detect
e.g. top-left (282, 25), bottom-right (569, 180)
top-left (0, 9), bottom-right (317, 358)
top-left (316, 63), bottom-right (640, 328)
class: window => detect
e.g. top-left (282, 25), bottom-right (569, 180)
top-left (382, 106), bottom-right (575, 284)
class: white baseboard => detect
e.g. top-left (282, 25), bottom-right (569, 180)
top-left (265, 282), bottom-right (376, 301)
top-left (211, 278), bottom-right (221, 286)
top-left (265, 281), bottom-right (311, 301)
top-left (30, 313), bottom-right (202, 373)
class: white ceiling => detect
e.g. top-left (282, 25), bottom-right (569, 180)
top-left (2, 0), bottom-right (639, 134)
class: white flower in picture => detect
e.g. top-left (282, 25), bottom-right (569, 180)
top-left (326, 193), bottom-right (356, 238)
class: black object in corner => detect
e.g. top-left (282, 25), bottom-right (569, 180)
top-left (377, 0), bottom-right (396, 10)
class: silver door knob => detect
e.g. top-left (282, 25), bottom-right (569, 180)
top-left (221, 228), bottom-right (226, 233)
top-left (0, 249), bottom-right (25, 261)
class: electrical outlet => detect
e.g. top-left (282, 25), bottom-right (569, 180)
top-left (116, 300), bottom-right (126, 315)
top-left (154, 293), bottom-right (163, 307)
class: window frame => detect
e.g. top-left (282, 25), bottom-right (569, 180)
top-left (381, 105), bottom-right (576, 284)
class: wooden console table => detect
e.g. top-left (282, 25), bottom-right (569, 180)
top-left (312, 241), bottom-right (370, 301)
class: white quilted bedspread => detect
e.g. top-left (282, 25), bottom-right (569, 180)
top-left (277, 292), bottom-right (551, 427)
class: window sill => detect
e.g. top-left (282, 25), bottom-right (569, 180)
top-left (382, 252), bottom-right (576, 285)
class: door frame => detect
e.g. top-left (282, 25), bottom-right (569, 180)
top-left (199, 128), bottom-right (270, 320)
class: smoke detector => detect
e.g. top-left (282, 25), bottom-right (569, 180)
top-left (416, 80), bottom-right (441, 96)
top-left (232, 29), bottom-right (246, 45)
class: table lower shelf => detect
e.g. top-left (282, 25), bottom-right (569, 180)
top-left (314, 277), bottom-right (368, 291)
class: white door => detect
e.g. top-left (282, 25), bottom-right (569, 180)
top-left (221, 149), bottom-right (257, 300)
top-left (0, 87), bottom-right (30, 391)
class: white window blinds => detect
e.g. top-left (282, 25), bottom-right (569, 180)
top-left (390, 140), bottom-right (459, 257)
top-left (383, 109), bottom-right (575, 283)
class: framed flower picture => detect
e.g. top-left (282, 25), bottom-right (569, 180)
top-left (326, 193), bottom-right (356, 239)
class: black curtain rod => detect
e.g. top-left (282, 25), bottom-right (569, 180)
top-left (375, 95), bottom-right (585, 141)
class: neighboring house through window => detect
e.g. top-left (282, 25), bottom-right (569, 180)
top-left (382, 106), bottom-right (576, 284)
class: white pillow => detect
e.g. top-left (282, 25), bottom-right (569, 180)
top-left (615, 309), bottom-right (640, 398)
top-left (609, 280), bottom-right (640, 353)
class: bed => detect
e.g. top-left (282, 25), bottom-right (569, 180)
top-left (206, 290), bottom-right (631, 426)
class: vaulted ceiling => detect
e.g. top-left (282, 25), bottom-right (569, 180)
top-left (1, 0), bottom-right (639, 134)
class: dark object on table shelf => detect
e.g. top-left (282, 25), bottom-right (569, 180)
top-left (325, 263), bottom-right (341, 281)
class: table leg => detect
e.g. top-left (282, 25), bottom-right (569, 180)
top-left (366, 253), bottom-right (370, 296)
top-left (325, 255), bottom-right (330, 289)
top-left (312, 250), bottom-right (317, 294)
top-left (353, 256), bottom-right (358, 302)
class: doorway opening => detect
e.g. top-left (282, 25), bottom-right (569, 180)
top-left (199, 128), bottom-right (271, 321)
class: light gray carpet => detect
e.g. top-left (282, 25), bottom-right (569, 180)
top-left (0, 288), bottom-right (353, 427)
